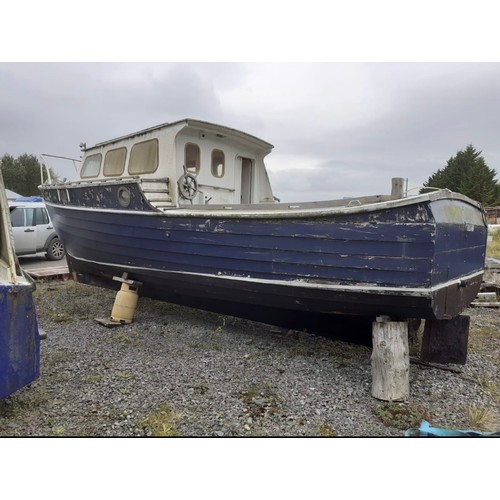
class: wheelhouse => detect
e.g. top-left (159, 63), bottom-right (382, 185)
top-left (77, 119), bottom-right (277, 207)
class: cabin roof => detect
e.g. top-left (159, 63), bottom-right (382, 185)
top-left (89, 118), bottom-right (274, 152)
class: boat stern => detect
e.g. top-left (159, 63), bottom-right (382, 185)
top-left (1, 170), bottom-right (41, 399)
top-left (0, 281), bottom-right (40, 399)
top-left (429, 192), bottom-right (488, 318)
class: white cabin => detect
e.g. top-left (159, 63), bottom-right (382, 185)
top-left (77, 119), bottom-right (277, 207)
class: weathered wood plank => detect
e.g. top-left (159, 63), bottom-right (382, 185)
top-left (26, 267), bottom-right (70, 280)
top-left (420, 316), bottom-right (470, 365)
top-left (470, 302), bottom-right (500, 308)
top-left (475, 292), bottom-right (497, 302)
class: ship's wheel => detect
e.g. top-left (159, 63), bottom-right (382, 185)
top-left (178, 173), bottom-right (198, 200)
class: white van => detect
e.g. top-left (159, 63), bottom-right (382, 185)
top-left (9, 199), bottom-right (65, 260)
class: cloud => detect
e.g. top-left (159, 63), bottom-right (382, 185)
top-left (1, 62), bottom-right (500, 202)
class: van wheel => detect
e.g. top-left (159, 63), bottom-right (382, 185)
top-left (46, 238), bottom-right (65, 261)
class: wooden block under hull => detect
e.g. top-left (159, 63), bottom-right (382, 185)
top-left (420, 316), bottom-right (470, 365)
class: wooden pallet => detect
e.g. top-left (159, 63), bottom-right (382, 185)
top-left (26, 266), bottom-right (70, 280)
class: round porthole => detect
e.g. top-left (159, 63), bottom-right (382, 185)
top-left (117, 187), bottom-right (131, 208)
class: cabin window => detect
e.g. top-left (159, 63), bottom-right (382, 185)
top-left (128, 139), bottom-right (159, 175)
top-left (184, 143), bottom-right (200, 174)
top-left (104, 147), bottom-right (127, 177)
top-left (81, 154), bottom-right (102, 178)
top-left (211, 149), bottom-right (225, 178)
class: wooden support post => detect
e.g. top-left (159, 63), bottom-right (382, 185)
top-left (371, 316), bottom-right (409, 401)
top-left (420, 316), bottom-right (470, 365)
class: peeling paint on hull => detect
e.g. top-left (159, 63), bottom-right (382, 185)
top-left (43, 185), bottom-right (488, 323)
top-left (0, 283), bottom-right (40, 399)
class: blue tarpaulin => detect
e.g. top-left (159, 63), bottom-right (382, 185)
top-left (14, 196), bottom-right (44, 202)
top-left (406, 420), bottom-right (498, 437)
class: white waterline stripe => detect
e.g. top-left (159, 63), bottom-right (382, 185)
top-left (68, 252), bottom-right (483, 297)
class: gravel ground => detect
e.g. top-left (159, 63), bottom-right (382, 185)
top-left (1, 277), bottom-right (499, 437)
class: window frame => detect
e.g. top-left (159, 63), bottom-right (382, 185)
top-left (211, 149), bottom-right (225, 178)
top-left (103, 147), bottom-right (127, 177)
top-left (128, 139), bottom-right (159, 175)
top-left (184, 142), bottom-right (201, 175)
top-left (80, 153), bottom-right (102, 178)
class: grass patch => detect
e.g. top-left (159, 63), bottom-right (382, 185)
top-left (318, 423), bottom-right (338, 437)
top-left (0, 387), bottom-right (49, 419)
top-left (46, 311), bottom-right (75, 323)
top-left (114, 370), bottom-right (134, 380)
top-left (240, 383), bottom-right (280, 419)
top-left (288, 339), bottom-right (369, 362)
top-left (45, 348), bottom-right (73, 367)
top-left (137, 405), bottom-right (181, 437)
top-left (374, 402), bottom-right (432, 430)
top-left (487, 229), bottom-right (500, 258)
top-left (289, 342), bottom-right (316, 357)
top-left (467, 376), bottom-right (499, 398)
top-left (466, 405), bottom-right (494, 431)
top-left (35, 282), bottom-right (116, 322)
top-left (112, 327), bottom-right (142, 346)
top-left (137, 298), bottom-right (177, 315)
top-left (334, 342), bottom-right (370, 360)
top-left (468, 325), bottom-right (499, 353)
top-left (207, 317), bottom-right (227, 337)
top-left (189, 382), bottom-right (210, 395)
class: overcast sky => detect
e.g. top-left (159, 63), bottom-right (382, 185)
top-left (2, 1), bottom-right (500, 203)
top-left (1, 61), bottom-right (500, 202)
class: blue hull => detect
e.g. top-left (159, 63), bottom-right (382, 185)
top-left (1, 169), bottom-right (40, 400)
top-left (43, 184), bottom-right (487, 322)
top-left (0, 281), bottom-right (40, 400)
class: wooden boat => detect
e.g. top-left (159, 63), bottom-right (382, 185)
top-left (40, 119), bottom-right (487, 326)
top-left (0, 171), bottom-right (40, 399)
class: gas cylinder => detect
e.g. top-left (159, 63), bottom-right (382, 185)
top-left (111, 282), bottom-right (139, 324)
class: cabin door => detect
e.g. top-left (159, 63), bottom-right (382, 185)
top-left (240, 158), bottom-right (253, 204)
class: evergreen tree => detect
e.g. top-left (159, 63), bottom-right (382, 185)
top-left (0, 153), bottom-right (58, 196)
top-left (422, 145), bottom-right (500, 206)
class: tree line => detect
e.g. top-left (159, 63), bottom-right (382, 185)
top-left (0, 153), bottom-right (58, 196)
top-left (420, 145), bottom-right (500, 206)
top-left (1, 146), bottom-right (500, 205)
